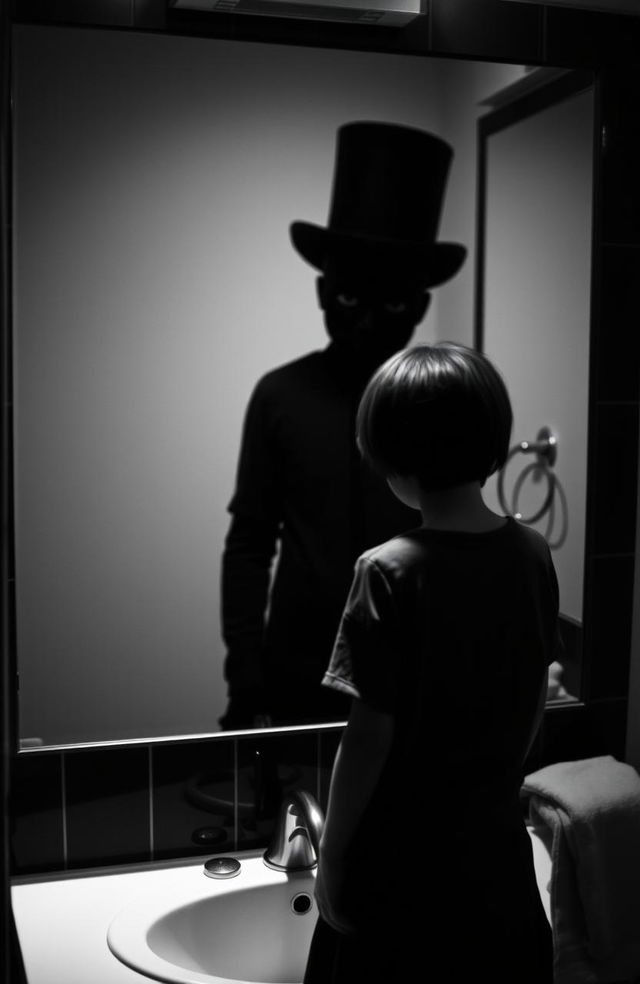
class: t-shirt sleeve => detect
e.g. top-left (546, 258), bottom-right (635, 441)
top-left (545, 544), bottom-right (565, 665)
top-left (322, 555), bottom-right (400, 713)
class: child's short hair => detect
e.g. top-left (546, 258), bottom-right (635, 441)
top-left (356, 342), bottom-right (513, 491)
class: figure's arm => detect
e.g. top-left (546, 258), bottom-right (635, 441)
top-left (219, 379), bottom-right (282, 729)
top-left (315, 698), bottom-right (394, 933)
top-left (220, 511), bottom-right (279, 724)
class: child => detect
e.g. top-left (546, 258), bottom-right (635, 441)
top-left (303, 342), bottom-right (559, 984)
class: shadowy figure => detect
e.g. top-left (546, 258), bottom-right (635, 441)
top-left (219, 122), bottom-right (466, 729)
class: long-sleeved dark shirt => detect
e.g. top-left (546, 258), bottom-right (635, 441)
top-left (221, 344), bottom-right (418, 724)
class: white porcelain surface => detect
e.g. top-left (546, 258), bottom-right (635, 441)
top-left (12, 829), bottom-right (552, 984)
top-left (107, 857), bottom-right (317, 984)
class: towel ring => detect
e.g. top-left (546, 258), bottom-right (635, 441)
top-left (510, 461), bottom-right (556, 524)
top-left (497, 427), bottom-right (558, 524)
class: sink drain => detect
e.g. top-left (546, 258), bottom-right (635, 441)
top-left (291, 892), bottom-right (314, 915)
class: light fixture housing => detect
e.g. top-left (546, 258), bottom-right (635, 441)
top-left (170, 0), bottom-right (422, 25)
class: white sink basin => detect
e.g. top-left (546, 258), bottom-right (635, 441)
top-left (106, 827), bottom-right (552, 984)
top-left (107, 854), bottom-right (317, 984)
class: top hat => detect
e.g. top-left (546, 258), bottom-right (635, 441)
top-left (290, 121), bottom-right (467, 288)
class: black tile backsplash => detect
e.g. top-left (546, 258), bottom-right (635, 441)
top-left (592, 403), bottom-right (639, 556)
top-left (11, 727), bottom-right (342, 876)
top-left (11, 752), bottom-right (64, 875)
top-left (595, 246), bottom-right (640, 404)
top-left (600, 67), bottom-right (640, 247)
top-left (65, 746), bottom-right (151, 870)
top-left (586, 555), bottom-right (635, 702)
top-left (236, 731), bottom-right (319, 852)
top-left (152, 738), bottom-right (235, 861)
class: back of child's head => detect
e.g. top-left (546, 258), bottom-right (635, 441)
top-left (356, 342), bottom-right (512, 491)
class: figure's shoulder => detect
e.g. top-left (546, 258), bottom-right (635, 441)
top-left (255, 350), bottom-right (327, 392)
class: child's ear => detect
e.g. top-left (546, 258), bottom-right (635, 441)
top-left (316, 276), bottom-right (327, 311)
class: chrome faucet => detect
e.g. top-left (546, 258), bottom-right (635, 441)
top-left (263, 790), bottom-right (324, 871)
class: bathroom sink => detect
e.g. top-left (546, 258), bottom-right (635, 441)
top-left (107, 853), bottom-right (317, 984)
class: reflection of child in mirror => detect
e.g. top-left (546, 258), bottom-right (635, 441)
top-left (304, 342), bottom-right (560, 984)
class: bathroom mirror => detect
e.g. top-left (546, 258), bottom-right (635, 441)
top-left (12, 25), bottom-right (593, 746)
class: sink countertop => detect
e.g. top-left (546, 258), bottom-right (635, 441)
top-left (12, 829), bottom-right (552, 984)
top-left (529, 822), bottom-right (553, 923)
top-left (12, 851), bottom-right (269, 984)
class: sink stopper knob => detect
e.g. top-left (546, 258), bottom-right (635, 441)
top-left (203, 857), bottom-right (241, 878)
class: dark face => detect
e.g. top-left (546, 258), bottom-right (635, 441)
top-left (316, 259), bottom-right (431, 381)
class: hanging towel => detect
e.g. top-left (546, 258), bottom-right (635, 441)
top-left (521, 755), bottom-right (640, 984)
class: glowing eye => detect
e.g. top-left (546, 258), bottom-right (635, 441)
top-left (384, 301), bottom-right (408, 315)
top-left (336, 293), bottom-right (359, 308)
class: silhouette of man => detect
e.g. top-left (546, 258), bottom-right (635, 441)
top-left (220, 121), bottom-right (467, 729)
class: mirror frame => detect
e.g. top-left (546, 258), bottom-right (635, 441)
top-left (2, 1), bottom-right (639, 765)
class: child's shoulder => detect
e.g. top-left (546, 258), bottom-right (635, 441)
top-left (359, 518), bottom-right (553, 577)
top-left (508, 519), bottom-right (553, 561)
top-left (358, 529), bottom-right (427, 575)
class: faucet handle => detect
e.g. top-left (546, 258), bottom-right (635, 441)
top-left (289, 791), bottom-right (324, 857)
top-left (263, 790), bottom-right (325, 872)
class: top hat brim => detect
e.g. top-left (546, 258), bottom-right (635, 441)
top-left (290, 221), bottom-right (467, 289)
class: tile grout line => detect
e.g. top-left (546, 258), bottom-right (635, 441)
top-left (61, 752), bottom-right (68, 870)
top-left (234, 739), bottom-right (239, 850)
top-left (148, 746), bottom-right (154, 862)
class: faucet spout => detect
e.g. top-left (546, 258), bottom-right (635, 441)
top-left (263, 790), bottom-right (324, 872)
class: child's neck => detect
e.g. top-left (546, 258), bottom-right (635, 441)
top-left (418, 482), bottom-right (506, 533)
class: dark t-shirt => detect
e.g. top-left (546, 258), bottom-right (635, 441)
top-left (324, 516), bottom-right (561, 769)
top-left (319, 517), bottom-right (560, 969)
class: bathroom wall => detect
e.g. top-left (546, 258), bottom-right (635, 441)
top-left (13, 25), bottom-right (523, 745)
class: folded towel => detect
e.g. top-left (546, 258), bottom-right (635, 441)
top-left (521, 755), bottom-right (640, 984)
